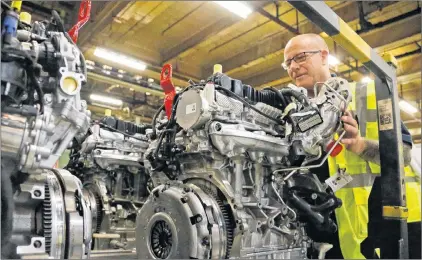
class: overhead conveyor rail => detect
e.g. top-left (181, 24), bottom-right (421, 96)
top-left (288, 1), bottom-right (409, 259)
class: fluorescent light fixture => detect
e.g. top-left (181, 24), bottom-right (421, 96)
top-left (328, 55), bottom-right (340, 66)
top-left (86, 65), bottom-right (95, 70)
top-left (399, 100), bottom-right (418, 114)
top-left (94, 47), bottom-right (147, 71)
top-left (214, 1), bottom-right (252, 19)
top-left (90, 94), bottom-right (123, 106)
top-left (102, 69), bottom-right (111, 75)
top-left (102, 64), bottom-right (112, 70)
top-left (86, 60), bottom-right (95, 66)
top-left (361, 76), bottom-right (372, 83)
top-left (117, 74), bottom-right (123, 78)
top-left (148, 78), bottom-right (154, 83)
top-left (146, 92), bottom-right (151, 96)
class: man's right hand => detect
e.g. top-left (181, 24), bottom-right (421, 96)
top-left (340, 110), bottom-right (366, 155)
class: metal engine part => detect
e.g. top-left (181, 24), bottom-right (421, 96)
top-left (66, 117), bottom-right (152, 256)
top-left (141, 72), bottom-right (350, 259)
top-left (1, 6), bottom-right (91, 259)
top-left (3, 169), bottom-right (92, 259)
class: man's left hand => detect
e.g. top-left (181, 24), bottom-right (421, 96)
top-left (340, 111), bottom-right (365, 154)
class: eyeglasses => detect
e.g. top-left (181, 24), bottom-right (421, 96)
top-left (282, 51), bottom-right (321, 70)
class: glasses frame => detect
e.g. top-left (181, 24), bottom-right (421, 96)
top-left (282, 50), bottom-right (322, 70)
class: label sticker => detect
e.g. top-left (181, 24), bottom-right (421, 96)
top-left (325, 168), bottom-right (353, 192)
top-left (186, 103), bottom-right (197, 115)
top-left (377, 99), bottom-right (393, 131)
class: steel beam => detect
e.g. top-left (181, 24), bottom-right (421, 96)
top-left (255, 7), bottom-right (298, 34)
top-left (288, 1), bottom-right (411, 258)
top-left (78, 2), bottom-right (129, 47)
top-left (205, 1), bottom-right (395, 76)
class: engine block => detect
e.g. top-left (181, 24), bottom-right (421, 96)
top-left (67, 117), bottom-right (152, 256)
top-left (139, 71), bottom-right (350, 259)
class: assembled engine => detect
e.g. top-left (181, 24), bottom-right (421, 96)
top-left (66, 117), bottom-right (152, 257)
top-left (138, 69), bottom-right (351, 259)
top-left (1, 5), bottom-right (91, 259)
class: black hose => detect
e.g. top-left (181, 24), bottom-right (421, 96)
top-left (263, 87), bottom-right (289, 108)
top-left (51, 10), bottom-right (88, 79)
top-left (28, 67), bottom-right (45, 114)
top-left (280, 88), bottom-right (310, 106)
top-left (151, 104), bottom-right (164, 139)
top-left (289, 192), bottom-right (337, 232)
top-left (215, 86), bottom-right (284, 124)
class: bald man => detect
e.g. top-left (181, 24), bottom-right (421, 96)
top-left (282, 34), bottom-right (420, 259)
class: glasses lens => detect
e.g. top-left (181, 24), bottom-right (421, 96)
top-left (295, 53), bottom-right (307, 63)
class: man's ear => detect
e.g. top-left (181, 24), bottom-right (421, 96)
top-left (321, 49), bottom-right (329, 65)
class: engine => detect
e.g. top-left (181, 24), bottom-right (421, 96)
top-left (1, 5), bottom-right (91, 259)
top-left (66, 117), bottom-right (152, 257)
top-left (137, 69), bottom-right (351, 258)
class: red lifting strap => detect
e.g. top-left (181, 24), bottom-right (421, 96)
top-left (160, 64), bottom-right (176, 119)
top-left (68, 0), bottom-right (91, 43)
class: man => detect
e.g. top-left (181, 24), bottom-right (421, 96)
top-left (283, 34), bottom-right (421, 259)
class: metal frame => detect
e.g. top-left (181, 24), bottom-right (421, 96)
top-left (288, 1), bottom-right (409, 259)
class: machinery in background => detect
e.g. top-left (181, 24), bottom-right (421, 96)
top-left (66, 117), bottom-right (152, 257)
top-left (1, 2), bottom-right (92, 258)
top-left (138, 64), bottom-right (351, 259)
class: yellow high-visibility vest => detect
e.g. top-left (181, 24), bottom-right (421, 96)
top-left (327, 80), bottom-right (421, 259)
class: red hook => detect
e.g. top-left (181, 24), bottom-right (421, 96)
top-left (68, 0), bottom-right (91, 43)
top-left (160, 64), bottom-right (176, 119)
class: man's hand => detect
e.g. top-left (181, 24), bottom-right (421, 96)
top-left (340, 111), bottom-right (365, 154)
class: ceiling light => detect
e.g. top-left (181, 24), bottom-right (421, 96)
top-left (90, 94), bottom-right (123, 106)
top-left (148, 78), bottom-right (154, 83)
top-left (214, 1), bottom-right (252, 19)
top-left (86, 60), bottom-right (95, 66)
top-left (102, 69), bottom-right (111, 75)
top-left (94, 47), bottom-right (147, 71)
top-left (146, 92), bottom-right (151, 96)
top-left (86, 65), bottom-right (95, 70)
top-left (102, 64), bottom-right (112, 70)
top-left (399, 100), bottom-right (418, 114)
top-left (361, 76), bottom-right (372, 83)
top-left (328, 55), bottom-right (340, 66)
top-left (117, 74), bottom-right (123, 78)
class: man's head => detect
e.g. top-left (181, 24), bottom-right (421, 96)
top-left (283, 34), bottom-right (331, 90)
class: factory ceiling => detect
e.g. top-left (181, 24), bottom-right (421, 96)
top-left (22, 1), bottom-right (421, 142)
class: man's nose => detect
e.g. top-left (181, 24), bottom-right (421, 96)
top-left (289, 60), bottom-right (300, 70)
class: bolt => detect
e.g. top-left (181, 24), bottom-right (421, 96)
top-left (33, 240), bottom-right (42, 248)
top-left (44, 95), bottom-right (52, 103)
top-left (181, 196), bottom-right (189, 203)
top-left (202, 237), bottom-right (210, 246)
top-left (34, 190), bottom-right (42, 197)
top-left (183, 187), bottom-right (191, 193)
top-left (215, 123), bottom-right (222, 132)
top-left (196, 215), bottom-right (203, 222)
top-left (311, 193), bottom-right (318, 200)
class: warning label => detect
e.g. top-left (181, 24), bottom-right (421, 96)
top-left (377, 98), bottom-right (393, 131)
